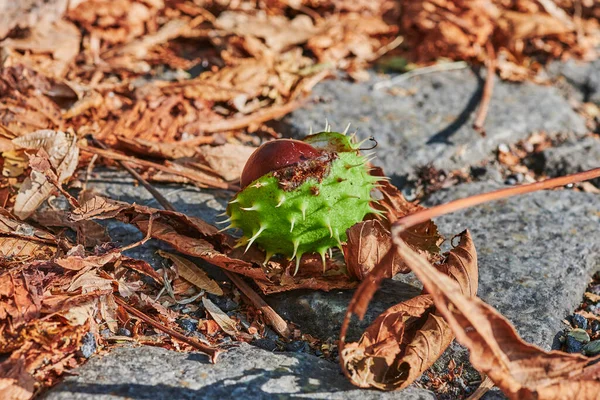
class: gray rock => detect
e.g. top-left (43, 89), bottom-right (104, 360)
top-left (542, 136), bottom-right (600, 187)
top-left (44, 344), bottom-right (435, 400)
top-left (283, 69), bottom-right (587, 185)
top-left (547, 59), bottom-right (600, 105)
top-left (267, 279), bottom-right (421, 341)
top-left (424, 182), bottom-right (600, 349)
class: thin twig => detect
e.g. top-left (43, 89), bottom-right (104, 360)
top-left (80, 144), bottom-right (235, 190)
top-left (196, 99), bottom-right (305, 133)
top-left (473, 42), bottom-right (497, 136)
top-left (373, 61), bottom-right (469, 90)
top-left (368, 36), bottom-right (405, 62)
top-left (224, 270), bottom-right (291, 338)
top-left (393, 167), bottom-right (600, 233)
top-left (114, 296), bottom-right (220, 362)
top-left (87, 136), bottom-right (177, 211)
top-left (82, 153), bottom-right (98, 193)
top-left (466, 375), bottom-right (495, 400)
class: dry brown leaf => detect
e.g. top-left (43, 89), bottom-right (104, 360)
top-left (0, 358), bottom-right (36, 400)
top-left (1, 20), bottom-right (81, 78)
top-left (393, 229), bottom-right (600, 399)
top-left (196, 143), bottom-right (255, 182)
top-left (584, 292), bottom-right (600, 303)
top-left (55, 252), bottom-right (121, 271)
top-left (374, 173), bottom-right (443, 262)
top-left (215, 11), bottom-right (323, 52)
top-left (71, 196), bottom-right (357, 293)
top-left (340, 231), bottom-right (477, 390)
top-left (12, 130), bottom-right (79, 220)
top-left (67, 0), bottom-right (160, 45)
top-left (34, 210), bottom-right (109, 248)
top-left (0, 0), bottom-right (69, 39)
top-left (343, 219), bottom-right (407, 281)
top-left (158, 250), bottom-right (223, 296)
top-left (103, 19), bottom-right (187, 72)
top-left (0, 66), bottom-right (62, 137)
top-left (116, 136), bottom-right (198, 159)
top-left (0, 212), bottom-right (57, 241)
top-left (0, 237), bottom-right (56, 261)
top-left (498, 10), bottom-right (572, 40)
top-left (202, 296), bottom-right (238, 336)
top-left (67, 272), bottom-right (113, 294)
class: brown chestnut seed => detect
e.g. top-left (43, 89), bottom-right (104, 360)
top-left (240, 139), bottom-right (322, 188)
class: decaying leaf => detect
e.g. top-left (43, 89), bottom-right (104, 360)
top-left (202, 296), bottom-right (238, 336)
top-left (393, 230), bottom-right (600, 399)
top-left (344, 219), bottom-right (407, 281)
top-left (196, 144), bottom-right (255, 182)
top-left (1, 20), bottom-right (81, 78)
top-left (158, 250), bottom-right (223, 296)
top-left (340, 231), bottom-right (478, 390)
top-left (12, 130), bottom-right (79, 220)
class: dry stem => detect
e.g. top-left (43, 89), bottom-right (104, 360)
top-left (393, 167), bottom-right (600, 233)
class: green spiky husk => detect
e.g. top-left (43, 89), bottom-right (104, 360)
top-left (226, 133), bottom-right (377, 262)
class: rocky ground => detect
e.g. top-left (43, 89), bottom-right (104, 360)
top-left (45, 60), bottom-right (600, 399)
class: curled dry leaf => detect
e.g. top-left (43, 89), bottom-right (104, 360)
top-left (340, 230), bottom-right (478, 391)
top-left (158, 250), bottom-right (223, 296)
top-left (0, 213), bottom-right (58, 261)
top-left (196, 143), bottom-right (255, 182)
top-left (344, 171), bottom-right (442, 280)
top-left (343, 219), bottom-right (407, 281)
top-left (202, 296), bottom-right (238, 337)
top-left (12, 130), bottom-right (79, 220)
top-left (392, 229), bottom-right (600, 399)
top-left (1, 19), bottom-right (81, 78)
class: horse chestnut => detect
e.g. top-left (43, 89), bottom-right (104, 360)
top-left (240, 139), bottom-right (322, 188)
top-left (225, 131), bottom-right (380, 274)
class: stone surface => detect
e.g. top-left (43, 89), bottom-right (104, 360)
top-left (547, 58), bottom-right (600, 105)
top-left (424, 182), bottom-right (600, 348)
top-left (267, 279), bottom-right (421, 341)
top-left (283, 69), bottom-right (587, 185)
top-left (541, 136), bottom-right (600, 186)
top-left (44, 344), bottom-right (435, 400)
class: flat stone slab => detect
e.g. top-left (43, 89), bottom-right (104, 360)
top-left (548, 58), bottom-right (600, 105)
top-left (542, 136), bottom-right (600, 186)
top-left (266, 279), bottom-right (421, 342)
top-left (44, 344), bottom-right (435, 400)
top-left (424, 182), bottom-right (600, 348)
top-left (283, 69), bottom-right (587, 184)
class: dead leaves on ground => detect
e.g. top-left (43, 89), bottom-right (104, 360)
top-left (340, 231), bottom-right (477, 391)
top-left (393, 230), bottom-right (600, 399)
top-left (1, 1), bottom-right (600, 399)
top-left (400, 0), bottom-right (599, 81)
top-left (71, 195), bottom-right (357, 294)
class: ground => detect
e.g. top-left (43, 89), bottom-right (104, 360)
top-left (45, 61), bottom-right (600, 399)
